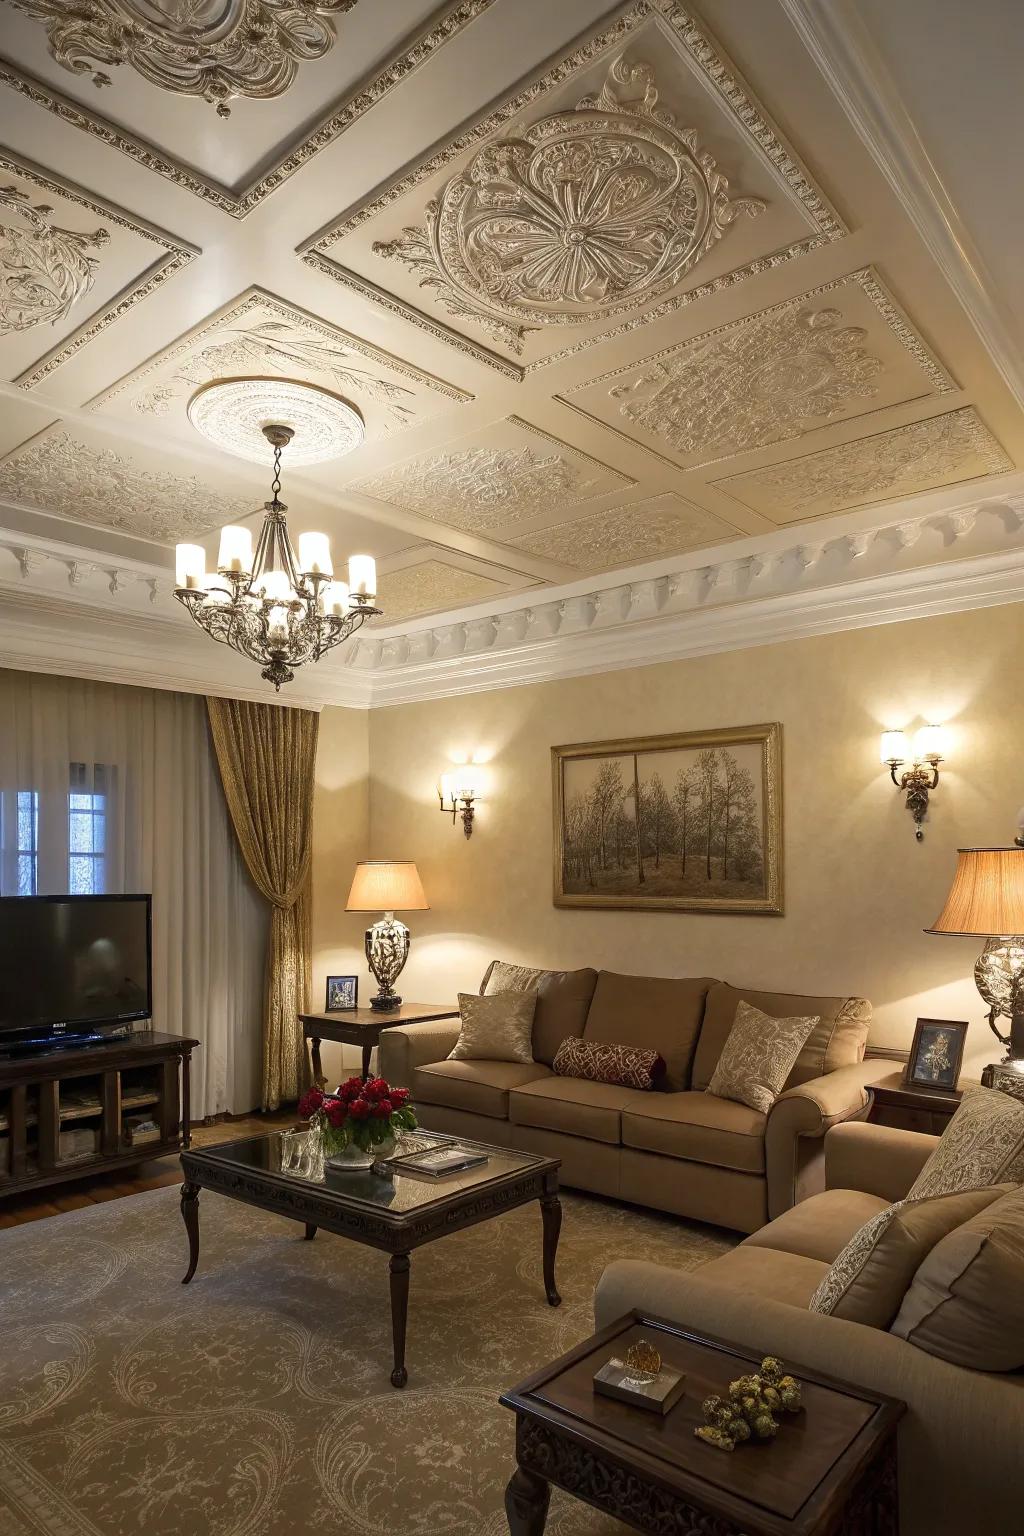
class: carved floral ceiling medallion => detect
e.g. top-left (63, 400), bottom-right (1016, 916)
top-left (373, 55), bottom-right (764, 354)
top-left (8, 0), bottom-right (358, 116)
top-left (0, 185), bottom-right (109, 335)
top-left (187, 377), bottom-right (364, 464)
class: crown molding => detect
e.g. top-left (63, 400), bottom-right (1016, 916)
top-left (3, 479), bottom-right (1023, 709)
top-left (778, 0), bottom-right (1024, 411)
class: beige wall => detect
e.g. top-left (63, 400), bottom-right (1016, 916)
top-left (311, 704), bottom-right (370, 1080)
top-left (341, 602), bottom-right (1024, 1075)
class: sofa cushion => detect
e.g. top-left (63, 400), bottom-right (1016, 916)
top-left (509, 1076), bottom-right (645, 1144)
top-left (891, 1185), bottom-right (1024, 1371)
top-left (809, 1185), bottom-right (1005, 1328)
top-left (582, 971), bottom-right (716, 1091)
top-left (692, 983), bottom-right (870, 1091)
top-left (553, 1037), bottom-right (665, 1090)
top-left (622, 1092), bottom-right (766, 1174)
top-left (482, 961), bottom-right (598, 1066)
top-left (448, 991), bottom-right (536, 1063)
top-left (693, 1246), bottom-right (831, 1309)
top-left (743, 1189), bottom-right (891, 1265)
top-left (413, 1059), bottom-right (552, 1119)
top-left (908, 1086), bottom-right (1024, 1198)
top-left (707, 1000), bottom-right (820, 1114)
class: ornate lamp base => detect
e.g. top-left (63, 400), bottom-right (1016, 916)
top-left (365, 913), bottom-right (411, 1012)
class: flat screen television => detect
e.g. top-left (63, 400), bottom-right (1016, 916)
top-left (0, 894), bottom-right (152, 1049)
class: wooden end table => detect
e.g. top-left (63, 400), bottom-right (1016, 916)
top-left (500, 1311), bottom-right (904, 1535)
top-left (299, 1003), bottom-right (459, 1083)
top-left (866, 1070), bottom-right (965, 1136)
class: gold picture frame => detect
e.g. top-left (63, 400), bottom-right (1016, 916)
top-left (552, 723), bottom-right (783, 915)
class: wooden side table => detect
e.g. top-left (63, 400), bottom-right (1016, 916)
top-left (298, 1003), bottom-right (459, 1083)
top-left (866, 1070), bottom-right (963, 1136)
top-left (500, 1311), bottom-right (904, 1535)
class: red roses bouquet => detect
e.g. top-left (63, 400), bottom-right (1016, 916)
top-left (298, 1076), bottom-right (416, 1155)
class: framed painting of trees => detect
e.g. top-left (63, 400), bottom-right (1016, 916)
top-left (552, 723), bottom-right (782, 915)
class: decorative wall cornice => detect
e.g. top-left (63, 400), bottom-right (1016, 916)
top-left (2, 478), bottom-right (1023, 709)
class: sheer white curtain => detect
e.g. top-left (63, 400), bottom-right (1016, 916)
top-left (0, 668), bottom-right (267, 1116)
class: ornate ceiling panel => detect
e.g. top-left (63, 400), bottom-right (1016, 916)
top-left (560, 269), bottom-right (954, 470)
top-left (0, 151), bottom-right (194, 388)
top-left (375, 557), bottom-right (512, 623)
top-left (0, 423), bottom-right (257, 542)
top-left (349, 417), bottom-right (631, 533)
top-left (507, 492), bottom-right (738, 571)
top-left (715, 408), bottom-right (1012, 522)
top-left (88, 288), bottom-right (472, 446)
top-left (303, 1), bottom-right (843, 374)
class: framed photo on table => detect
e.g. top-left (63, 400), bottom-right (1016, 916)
top-left (325, 975), bottom-right (358, 1012)
top-left (905, 1017), bottom-right (968, 1092)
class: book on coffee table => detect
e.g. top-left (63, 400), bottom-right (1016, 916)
top-left (390, 1143), bottom-right (489, 1177)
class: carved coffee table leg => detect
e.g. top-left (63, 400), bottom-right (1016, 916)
top-left (505, 1465), bottom-right (550, 1535)
top-left (304, 1223), bottom-right (317, 1241)
top-left (389, 1252), bottom-right (411, 1388)
top-left (540, 1190), bottom-right (562, 1307)
top-left (180, 1181), bottom-right (200, 1284)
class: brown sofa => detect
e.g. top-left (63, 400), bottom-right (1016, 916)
top-left (379, 964), bottom-right (878, 1231)
top-left (594, 1121), bottom-right (1024, 1536)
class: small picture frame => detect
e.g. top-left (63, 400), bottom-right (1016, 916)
top-left (325, 975), bottom-right (358, 1012)
top-left (906, 1017), bottom-right (968, 1093)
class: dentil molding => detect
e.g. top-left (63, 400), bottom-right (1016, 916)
top-left (2, 477), bottom-right (1023, 709)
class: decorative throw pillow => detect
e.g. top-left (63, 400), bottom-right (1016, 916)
top-left (447, 991), bottom-right (537, 1064)
top-left (907, 1085), bottom-right (1024, 1199)
top-left (482, 959), bottom-right (545, 997)
top-left (552, 1037), bottom-right (665, 1091)
top-left (891, 1184), bottom-right (1024, 1370)
top-left (707, 1000), bottom-right (820, 1115)
top-left (808, 1185), bottom-right (1004, 1328)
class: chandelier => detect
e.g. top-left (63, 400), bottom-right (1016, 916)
top-left (174, 423), bottom-right (380, 690)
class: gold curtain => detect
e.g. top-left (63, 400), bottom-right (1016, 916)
top-left (206, 696), bottom-right (319, 1110)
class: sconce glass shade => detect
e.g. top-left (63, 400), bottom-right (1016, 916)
top-left (880, 730), bottom-right (908, 765)
top-left (913, 724), bottom-right (946, 763)
top-left (926, 848), bottom-right (1024, 938)
top-left (440, 765), bottom-right (484, 804)
top-left (345, 860), bottom-right (428, 912)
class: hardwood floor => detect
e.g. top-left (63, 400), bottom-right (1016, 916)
top-left (0, 1109), bottom-right (295, 1228)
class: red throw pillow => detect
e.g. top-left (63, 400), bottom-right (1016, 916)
top-left (552, 1037), bottom-right (666, 1091)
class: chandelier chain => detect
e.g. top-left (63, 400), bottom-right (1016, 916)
top-left (271, 442), bottom-right (283, 504)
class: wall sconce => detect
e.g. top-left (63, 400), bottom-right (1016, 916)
top-left (880, 725), bottom-right (947, 840)
top-left (439, 765), bottom-right (484, 838)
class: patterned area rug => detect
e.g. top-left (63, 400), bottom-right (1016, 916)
top-left (0, 1184), bottom-right (734, 1535)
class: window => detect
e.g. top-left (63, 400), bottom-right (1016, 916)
top-left (68, 763), bottom-right (107, 895)
top-left (15, 791), bottom-right (38, 895)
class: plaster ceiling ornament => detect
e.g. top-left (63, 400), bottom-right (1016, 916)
top-left (352, 421), bottom-right (628, 534)
top-left (372, 54), bottom-right (765, 355)
top-left (374, 559), bottom-right (509, 623)
top-left (717, 409), bottom-right (1014, 521)
top-left (0, 186), bottom-right (109, 335)
top-left (186, 377), bottom-right (364, 465)
top-left (0, 428), bottom-right (255, 542)
top-left (7, 0), bottom-right (358, 117)
top-left (507, 493), bottom-right (737, 572)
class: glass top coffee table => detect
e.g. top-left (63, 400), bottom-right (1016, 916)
top-left (179, 1131), bottom-right (561, 1388)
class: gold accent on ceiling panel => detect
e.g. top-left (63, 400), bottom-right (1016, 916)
top-left (507, 492), bottom-right (738, 572)
top-left (88, 287), bottom-right (473, 439)
top-left (715, 408), bottom-right (1013, 522)
top-left (350, 416), bottom-right (632, 535)
top-left (562, 269), bottom-right (955, 470)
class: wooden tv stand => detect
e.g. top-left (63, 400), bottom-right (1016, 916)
top-left (0, 1030), bottom-right (199, 1200)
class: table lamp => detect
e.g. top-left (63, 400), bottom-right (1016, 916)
top-left (346, 861), bottom-right (429, 1012)
top-left (926, 825), bottom-right (1024, 1084)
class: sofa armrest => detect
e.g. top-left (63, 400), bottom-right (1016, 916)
top-left (593, 1264), bottom-right (1024, 1536)
top-left (765, 1060), bottom-right (881, 1219)
top-left (378, 1020), bottom-right (461, 1090)
top-left (824, 1119), bottom-right (939, 1202)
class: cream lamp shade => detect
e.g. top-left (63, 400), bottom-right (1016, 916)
top-left (346, 860), bottom-right (428, 912)
top-left (926, 848), bottom-right (1024, 938)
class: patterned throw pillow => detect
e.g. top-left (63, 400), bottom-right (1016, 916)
top-left (808, 1186), bottom-right (1004, 1327)
top-left (482, 960), bottom-right (545, 996)
top-left (552, 1037), bottom-right (665, 1091)
top-left (907, 1086), bottom-right (1024, 1199)
top-left (707, 1000), bottom-right (820, 1114)
top-left (447, 991), bottom-right (537, 1064)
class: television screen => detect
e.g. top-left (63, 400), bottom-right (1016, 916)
top-left (0, 895), bottom-right (152, 1035)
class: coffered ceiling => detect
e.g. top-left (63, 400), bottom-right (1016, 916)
top-left (0, 0), bottom-right (1022, 699)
